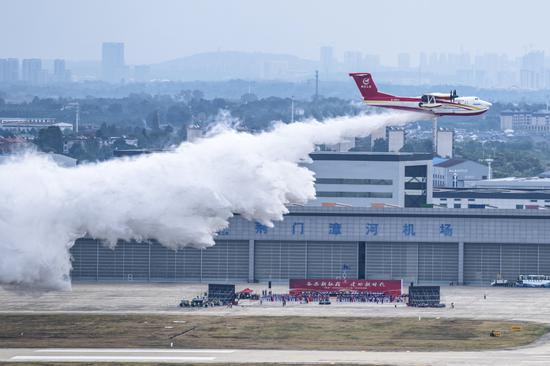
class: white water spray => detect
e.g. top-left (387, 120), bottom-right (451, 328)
top-left (0, 112), bottom-right (418, 290)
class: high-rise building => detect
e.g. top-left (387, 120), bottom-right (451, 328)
top-left (102, 42), bottom-right (125, 82)
top-left (0, 58), bottom-right (19, 82)
top-left (320, 46), bottom-right (335, 76)
top-left (520, 51), bottom-right (544, 89)
top-left (21, 58), bottom-right (43, 84)
top-left (53, 59), bottom-right (71, 83)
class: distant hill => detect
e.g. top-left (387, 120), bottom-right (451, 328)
top-left (149, 51), bottom-right (318, 81)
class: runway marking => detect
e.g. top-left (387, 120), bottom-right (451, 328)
top-left (36, 348), bottom-right (234, 353)
top-left (12, 356), bottom-right (216, 361)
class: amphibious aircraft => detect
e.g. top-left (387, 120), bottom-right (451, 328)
top-left (349, 72), bottom-right (491, 116)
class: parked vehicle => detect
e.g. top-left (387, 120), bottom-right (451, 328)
top-left (179, 299), bottom-right (191, 307)
top-left (516, 274), bottom-right (550, 288)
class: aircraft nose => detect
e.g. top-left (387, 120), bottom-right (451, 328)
top-left (482, 100), bottom-right (492, 108)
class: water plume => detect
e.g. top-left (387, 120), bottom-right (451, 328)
top-left (0, 111), bottom-right (419, 290)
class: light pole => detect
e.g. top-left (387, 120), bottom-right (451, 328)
top-left (63, 102), bottom-right (80, 134)
top-left (291, 96), bottom-right (295, 123)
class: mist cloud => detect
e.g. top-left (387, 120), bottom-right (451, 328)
top-left (0, 112), bottom-right (418, 290)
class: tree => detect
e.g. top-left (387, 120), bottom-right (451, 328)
top-left (107, 103), bottom-right (123, 114)
top-left (35, 126), bottom-right (63, 154)
top-left (68, 142), bottom-right (88, 161)
top-left (192, 90), bottom-right (204, 100)
top-left (401, 139), bottom-right (433, 153)
top-left (165, 105), bottom-right (191, 125)
top-left (240, 93), bottom-right (258, 104)
top-left (146, 110), bottom-right (161, 130)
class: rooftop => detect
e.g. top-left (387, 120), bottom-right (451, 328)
top-left (310, 151), bottom-right (433, 162)
top-left (471, 177), bottom-right (550, 190)
top-left (434, 158), bottom-right (468, 168)
top-left (434, 187), bottom-right (550, 200)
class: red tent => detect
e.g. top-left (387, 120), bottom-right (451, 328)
top-left (239, 288), bottom-right (254, 294)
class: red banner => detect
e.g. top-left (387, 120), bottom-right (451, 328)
top-left (289, 278), bottom-right (402, 296)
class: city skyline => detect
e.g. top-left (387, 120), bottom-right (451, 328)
top-left (2, 0), bottom-right (550, 65)
top-left (3, 45), bottom-right (550, 89)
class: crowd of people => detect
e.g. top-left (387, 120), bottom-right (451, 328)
top-left (336, 292), bottom-right (405, 304)
top-left (259, 291), bottom-right (405, 304)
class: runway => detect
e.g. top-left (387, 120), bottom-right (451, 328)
top-left (2, 343), bottom-right (550, 365)
top-left (3, 284), bottom-right (550, 364)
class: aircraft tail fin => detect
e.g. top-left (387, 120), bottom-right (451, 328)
top-left (349, 73), bottom-right (385, 99)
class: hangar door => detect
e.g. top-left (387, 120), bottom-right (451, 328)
top-left (366, 242), bottom-right (418, 282)
top-left (464, 243), bottom-right (550, 285)
top-left (366, 242), bottom-right (458, 284)
top-left (306, 241), bottom-right (358, 279)
top-left (201, 240), bottom-right (249, 281)
top-left (254, 241), bottom-right (306, 281)
top-left (72, 239), bottom-right (248, 282)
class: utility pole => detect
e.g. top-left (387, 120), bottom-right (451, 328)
top-left (291, 96), bottom-right (295, 123)
top-left (75, 103), bottom-right (80, 134)
top-left (64, 102), bottom-right (80, 134)
top-left (315, 70), bottom-right (319, 100)
top-left (433, 117), bottom-right (438, 155)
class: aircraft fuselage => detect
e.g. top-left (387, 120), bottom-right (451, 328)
top-left (350, 73), bottom-right (491, 117)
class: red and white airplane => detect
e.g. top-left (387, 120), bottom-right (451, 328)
top-left (349, 73), bottom-right (491, 116)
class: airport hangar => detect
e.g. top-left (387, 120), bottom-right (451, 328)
top-left (70, 152), bottom-right (550, 286)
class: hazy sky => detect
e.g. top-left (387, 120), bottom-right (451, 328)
top-left (1, 0), bottom-right (548, 64)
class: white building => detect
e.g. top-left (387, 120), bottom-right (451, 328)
top-left (433, 188), bottom-right (550, 210)
top-left (500, 111), bottom-right (550, 134)
top-left (434, 177), bottom-right (550, 209)
top-left (387, 127), bottom-right (405, 152)
top-left (306, 152), bottom-right (433, 208)
top-left (433, 158), bottom-right (488, 188)
top-left (0, 118), bottom-right (73, 133)
top-left (436, 129), bottom-right (453, 158)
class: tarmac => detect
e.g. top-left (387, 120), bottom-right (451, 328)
top-left (2, 283), bottom-right (550, 365)
top-left (1, 283), bottom-right (550, 324)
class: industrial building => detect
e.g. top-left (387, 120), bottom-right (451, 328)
top-left (0, 118), bottom-right (73, 132)
top-left (500, 110), bottom-right (550, 134)
top-left (68, 150), bottom-right (550, 287)
top-left (70, 206), bottom-right (550, 286)
top-left (306, 152), bottom-right (432, 208)
top-left (432, 177), bottom-right (550, 209)
top-left (433, 158), bottom-right (489, 188)
top-left (433, 188), bottom-right (550, 209)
